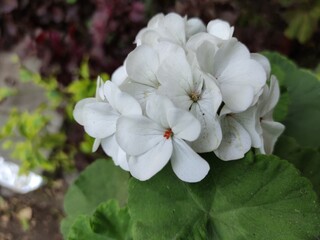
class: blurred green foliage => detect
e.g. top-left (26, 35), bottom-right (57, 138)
top-left (282, 0), bottom-right (320, 43)
top-left (0, 58), bottom-right (109, 174)
top-left (66, 0), bottom-right (77, 4)
top-left (0, 87), bottom-right (17, 102)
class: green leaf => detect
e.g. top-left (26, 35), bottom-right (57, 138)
top-left (67, 200), bottom-right (132, 240)
top-left (61, 159), bottom-right (129, 238)
top-left (265, 52), bottom-right (320, 148)
top-left (273, 91), bottom-right (289, 122)
top-left (129, 153), bottom-right (320, 240)
top-left (315, 63), bottom-right (320, 80)
top-left (91, 200), bottom-right (131, 239)
top-left (274, 135), bottom-right (320, 196)
top-left (67, 216), bottom-right (107, 240)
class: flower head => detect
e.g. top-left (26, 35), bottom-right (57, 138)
top-left (116, 95), bottom-right (209, 182)
top-left (73, 13), bottom-right (284, 182)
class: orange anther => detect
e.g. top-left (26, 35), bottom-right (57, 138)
top-left (163, 129), bottom-right (173, 139)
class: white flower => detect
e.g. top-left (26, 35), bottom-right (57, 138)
top-left (116, 95), bottom-right (209, 182)
top-left (135, 13), bottom-right (206, 47)
top-left (214, 114), bottom-right (251, 161)
top-left (195, 38), bottom-right (267, 112)
top-left (156, 43), bottom-right (222, 152)
top-left (122, 41), bottom-right (185, 110)
top-left (214, 75), bottom-right (284, 160)
top-left (111, 65), bottom-right (127, 86)
top-left (214, 106), bottom-right (258, 161)
top-left (120, 44), bottom-right (161, 109)
top-left (207, 19), bottom-right (234, 40)
top-left (256, 76), bottom-right (285, 154)
top-left (186, 18), bottom-right (206, 39)
top-left (74, 80), bottom-right (142, 170)
top-left (73, 76), bottom-right (105, 152)
top-left (74, 13), bottom-right (285, 182)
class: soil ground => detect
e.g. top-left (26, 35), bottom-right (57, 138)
top-left (0, 180), bottom-right (67, 240)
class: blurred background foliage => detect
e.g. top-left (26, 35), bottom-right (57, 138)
top-left (0, 0), bottom-right (319, 176)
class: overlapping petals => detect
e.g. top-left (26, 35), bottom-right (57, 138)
top-left (116, 95), bottom-right (209, 182)
top-left (73, 13), bottom-right (285, 182)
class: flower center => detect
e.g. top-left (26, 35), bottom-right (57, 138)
top-left (190, 92), bottom-right (200, 102)
top-left (163, 129), bottom-right (173, 139)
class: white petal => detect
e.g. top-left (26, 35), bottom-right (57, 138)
top-left (202, 73), bottom-right (222, 112)
top-left (220, 83), bottom-right (255, 112)
top-left (146, 95), bottom-right (175, 128)
top-left (129, 139), bottom-right (172, 181)
top-left (157, 83), bottom-right (193, 110)
top-left (155, 41), bottom-right (185, 63)
top-left (116, 115), bottom-right (164, 156)
top-left (189, 101), bottom-right (222, 152)
top-left (73, 98), bottom-right (97, 125)
top-left (166, 107), bottom-right (201, 142)
top-left (125, 45), bottom-right (159, 87)
top-left (260, 120), bottom-right (285, 154)
top-left (232, 106), bottom-right (262, 148)
top-left (218, 58), bottom-right (266, 93)
top-left (136, 29), bottom-right (162, 46)
top-left (101, 135), bottom-right (129, 171)
top-left (260, 75), bottom-right (281, 117)
top-left (101, 134), bottom-right (117, 158)
top-left (117, 148), bottom-right (129, 171)
top-left (196, 40), bottom-right (218, 74)
top-left (103, 80), bottom-right (120, 109)
top-left (189, 73), bottom-right (222, 152)
top-left (148, 13), bottom-right (164, 28)
top-left (214, 115), bottom-right (251, 161)
top-left (135, 14), bottom-right (164, 45)
top-left (186, 32), bottom-right (220, 52)
top-left (120, 81), bottom-right (156, 110)
top-left (212, 39), bottom-right (250, 77)
top-left (96, 76), bottom-right (105, 100)
top-left (207, 19), bottom-right (234, 40)
top-left (251, 53), bottom-right (271, 79)
top-left (162, 13), bottom-right (186, 45)
top-left (104, 81), bottom-right (142, 116)
top-left (171, 138), bottom-right (209, 182)
top-left (83, 102), bottom-right (118, 139)
top-left (111, 66), bottom-right (127, 86)
top-left (92, 138), bottom-right (101, 152)
top-left (186, 18), bottom-right (206, 38)
top-left (156, 45), bottom-right (193, 91)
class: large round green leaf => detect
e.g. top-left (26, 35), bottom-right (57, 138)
top-left (129, 153), bottom-right (320, 240)
top-left (275, 135), bottom-right (320, 196)
top-left (61, 159), bottom-right (129, 238)
top-left (264, 52), bottom-right (320, 148)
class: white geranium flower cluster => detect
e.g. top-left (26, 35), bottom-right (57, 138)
top-left (74, 13), bottom-right (285, 183)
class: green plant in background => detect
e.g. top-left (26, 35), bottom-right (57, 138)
top-left (238, 0), bottom-right (320, 44)
top-left (280, 0), bottom-right (320, 43)
top-left (0, 108), bottom-right (68, 172)
top-left (66, 59), bottom-right (109, 119)
top-left (0, 87), bottom-right (17, 102)
top-left (0, 58), bottom-right (109, 174)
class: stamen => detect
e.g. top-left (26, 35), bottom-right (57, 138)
top-left (163, 129), bottom-right (173, 139)
top-left (190, 92), bottom-right (200, 102)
